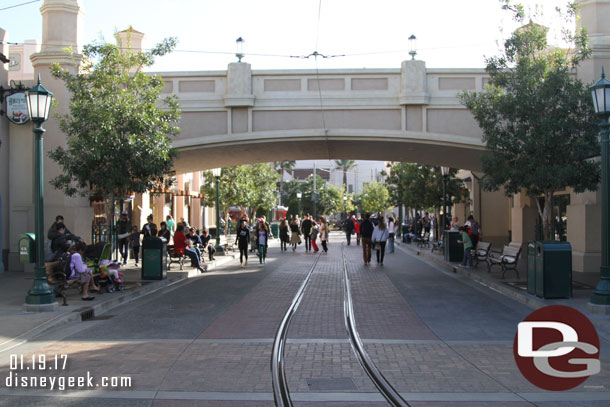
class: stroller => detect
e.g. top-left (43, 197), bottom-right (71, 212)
top-left (86, 242), bottom-right (125, 293)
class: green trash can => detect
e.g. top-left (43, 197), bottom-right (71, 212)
top-left (535, 241), bottom-right (572, 299)
top-left (19, 233), bottom-right (36, 264)
top-left (527, 241), bottom-right (538, 295)
top-left (444, 230), bottom-right (464, 262)
top-left (142, 237), bottom-right (167, 280)
top-left (271, 223), bottom-right (279, 239)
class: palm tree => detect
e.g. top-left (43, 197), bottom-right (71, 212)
top-left (335, 160), bottom-right (357, 190)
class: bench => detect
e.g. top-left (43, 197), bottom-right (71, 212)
top-left (45, 262), bottom-right (80, 306)
top-left (416, 232), bottom-right (430, 248)
top-left (473, 241), bottom-right (492, 268)
top-left (430, 239), bottom-right (442, 253)
top-left (488, 243), bottom-right (522, 279)
top-left (167, 245), bottom-right (187, 270)
top-left (223, 240), bottom-right (236, 253)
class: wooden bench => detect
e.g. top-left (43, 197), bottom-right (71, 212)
top-left (167, 245), bottom-right (187, 270)
top-left (45, 262), bottom-right (80, 306)
top-left (473, 241), bottom-right (492, 268)
top-left (488, 243), bottom-right (522, 279)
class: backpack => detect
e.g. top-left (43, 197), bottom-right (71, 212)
top-left (58, 252), bottom-right (74, 281)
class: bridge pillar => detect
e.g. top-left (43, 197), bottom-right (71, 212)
top-left (0, 28), bottom-right (8, 272)
top-left (8, 0), bottom-right (91, 271)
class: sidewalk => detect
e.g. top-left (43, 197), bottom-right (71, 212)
top-left (0, 249), bottom-right (236, 353)
top-left (395, 238), bottom-right (610, 343)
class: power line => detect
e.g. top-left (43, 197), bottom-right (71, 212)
top-left (0, 0), bottom-right (40, 12)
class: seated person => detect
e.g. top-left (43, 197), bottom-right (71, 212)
top-left (174, 225), bottom-right (205, 272)
top-left (187, 227), bottom-right (203, 248)
top-left (51, 222), bottom-right (82, 261)
top-left (158, 221), bottom-right (171, 242)
top-left (69, 241), bottom-right (101, 301)
top-left (199, 228), bottom-right (216, 261)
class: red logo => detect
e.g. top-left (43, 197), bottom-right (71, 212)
top-left (513, 305), bottom-right (600, 391)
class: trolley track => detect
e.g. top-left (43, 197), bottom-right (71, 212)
top-left (271, 245), bottom-right (411, 407)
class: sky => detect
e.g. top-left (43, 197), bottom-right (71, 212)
top-left (0, 0), bottom-right (576, 72)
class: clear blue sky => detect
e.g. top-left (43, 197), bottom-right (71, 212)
top-left (0, 0), bottom-right (573, 71)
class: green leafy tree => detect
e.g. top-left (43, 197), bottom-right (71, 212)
top-left (281, 175), bottom-right (353, 217)
top-left (48, 36), bottom-right (181, 228)
top-left (200, 164), bottom-right (279, 233)
top-left (459, 1), bottom-right (599, 240)
top-left (384, 163), bottom-right (468, 213)
top-left (275, 160), bottom-right (296, 200)
top-left (360, 181), bottom-right (391, 214)
top-left (335, 160), bottom-right (357, 188)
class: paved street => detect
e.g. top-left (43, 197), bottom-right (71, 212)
top-left (0, 232), bottom-right (609, 406)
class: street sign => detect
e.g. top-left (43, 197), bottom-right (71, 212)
top-left (6, 92), bottom-right (30, 125)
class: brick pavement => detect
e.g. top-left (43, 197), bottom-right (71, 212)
top-left (1, 232), bottom-right (609, 406)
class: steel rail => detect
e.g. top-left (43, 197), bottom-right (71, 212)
top-left (341, 245), bottom-right (411, 407)
top-left (271, 252), bottom-right (322, 407)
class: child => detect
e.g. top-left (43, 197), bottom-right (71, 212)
top-left (457, 226), bottom-right (473, 268)
top-left (129, 226), bottom-right (141, 267)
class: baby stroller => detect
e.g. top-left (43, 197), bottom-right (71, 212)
top-left (86, 243), bottom-right (125, 293)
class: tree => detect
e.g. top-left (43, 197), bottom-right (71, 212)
top-left (360, 181), bottom-right (391, 214)
top-left (335, 160), bottom-right (357, 189)
top-left (281, 175), bottom-right (353, 217)
top-left (459, 1), bottom-right (599, 240)
top-left (48, 36), bottom-right (180, 230)
top-left (200, 164), bottom-right (279, 234)
top-left (384, 163), bottom-right (468, 214)
top-left (275, 160), bottom-right (296, 201)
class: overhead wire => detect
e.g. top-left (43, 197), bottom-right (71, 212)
top-left (0, 0), bottom-right (40, 12)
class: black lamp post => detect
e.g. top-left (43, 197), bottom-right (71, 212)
top-left (24, 75), bottom-right (57, 311)
top-left (441, 166), bottom-right (450, 240)
top-left (212, 168), bottom-right (224, 254)
top-left (590, 68), bottom-right (610, 306)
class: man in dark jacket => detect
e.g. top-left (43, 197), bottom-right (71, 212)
top-left (50, 222), bottom-right (81, 260)
top-left (116, 211), bottom-right (132, 264)
top-left (344, 216), bottom-right (355, 245)
top-left (301, 214), bottom-right (313, 252)
top-left (359, 213), bottom-right (375, 265)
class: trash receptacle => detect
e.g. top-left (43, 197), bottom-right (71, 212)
top-left (271, 223), bottom-right (279, 239)
top-left (19, 233), bottom-right (36, 264)
top-left (142, 237), bottom-right (167, 280)
top-left (444, 230), bottom-right (464, 262)
top-left (527, 241), bottom-right (538, 295)
top-left (535, 241), bottom-right (572, 299)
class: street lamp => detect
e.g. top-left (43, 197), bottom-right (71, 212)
top-left (408, 34), bottom-right (417, 60)
top-left (590, 68), bottom-right (610, 307)
top-left (343, 194), bottom-right (347, 218)
top-left (235, 37), bottom-right (245, 62)
top-left (212, 168), bottom-right (224, 254)
top-left (24, 75), bottom-right (57, 312)
top-left (296, 191), bottom-right (302, 218)
top-left (441, 166), bottom-right (450, 241)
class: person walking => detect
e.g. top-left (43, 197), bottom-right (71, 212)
top-left (289, 218), bottom-right (301, 251)
top-left (354, 216), bottom-right (361, 246)
top-left (457, 226), bottom-right (473, 268)
top-left (116, 210), bottom-right (131, 265)
top-left (360, 213), bottom-right (374, 265)
top-left (344, 216), bottom-right (355, 246)
top-left (129, 226), bottom-right (141, 267)
top-left (372, 217), bottom-right (390, 265)
top-left (256, 221), bottom-right (270, 264)
top-left (301, 214), bottom-right (313, 252)
top-left (141, 214), bottom-right (157, 238)
top-left (310, 220), bottom-right (319, 252)
top-left (319, 217), bottom-right (329, 253)
top-left (166, 215), bottom-right (176, 241)
top-left (387, 216), bottom-right (396, 253)
top-left (235, 219), bottom-right (251, 267)
top-left (158, 221), bottom-right (171, 242)
top-left (466, 215), bottom-right (480, 248)
top-left (279, 219), bottom-right (289, 252)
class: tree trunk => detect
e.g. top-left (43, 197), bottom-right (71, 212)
top-left (534, 191), bottom-right (555, 241)
top-left (343, 169), bottom-right (347, 190)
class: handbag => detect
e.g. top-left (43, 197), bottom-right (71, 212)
top-left (372, 242), bottom-right (380, 250)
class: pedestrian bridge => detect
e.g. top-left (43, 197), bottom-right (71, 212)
top-left (160, 60), bottom-right (487, 173)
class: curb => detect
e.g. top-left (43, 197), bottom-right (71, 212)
top-left (2, 254), bottom-right (236, 348)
